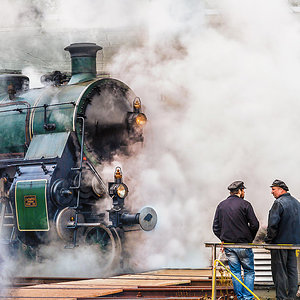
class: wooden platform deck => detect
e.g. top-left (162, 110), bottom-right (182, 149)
top-left (4, 269), bottom-right (231, 300)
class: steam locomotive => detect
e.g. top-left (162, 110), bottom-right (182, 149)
top-left (0, 43), bottom-right (157, 268)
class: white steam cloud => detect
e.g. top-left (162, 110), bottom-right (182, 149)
top-left (107, 0), bottom-right (300, 269)
top-left (1, 0), bottom-right (300, 277)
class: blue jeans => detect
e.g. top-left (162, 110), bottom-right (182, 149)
top-left (225, 248), bottom-right (255, 300)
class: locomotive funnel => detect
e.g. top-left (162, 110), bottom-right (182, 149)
top-left (64, 43), bottom-right (102, 84)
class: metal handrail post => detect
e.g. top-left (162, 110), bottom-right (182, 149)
top-left (212, 245), bottom-right (224, 300)
top-left (212, 243), bottom-right (216, 267)
top-left (211, 259), bottom-right (218, 300)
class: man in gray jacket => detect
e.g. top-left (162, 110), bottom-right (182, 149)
top-left (265, 179), bottom-right (300, 300)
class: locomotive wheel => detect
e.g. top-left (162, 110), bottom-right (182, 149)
top-left (55, 207), bottom-right (85, 242)
top-left (85, 224), bottom-right (121, 272)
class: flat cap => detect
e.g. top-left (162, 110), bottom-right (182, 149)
top-left (228, 180), bottom-right (246, 191)
top-left (270, 179), bottom-right (289, 191)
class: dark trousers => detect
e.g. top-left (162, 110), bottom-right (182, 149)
top-left (270, 249), bottom-right (298, 300)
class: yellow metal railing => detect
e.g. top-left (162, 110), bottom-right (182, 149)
top-left (212, 258), bottom-right (260, 300)
top-left (207, 243), bottom-right (300, 300)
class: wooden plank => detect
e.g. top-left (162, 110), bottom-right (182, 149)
top-left (5, 298), bottom-right (75, 300)
top-left (145, 268), bottom-right (223, 278)
top-left (7, 287), bottom-right (123, 298)
top-left (7, 268), bottom-right (222, 298)
top-left (54, 278), bottom-right (191, 287)
top-left (112, 274), bottom-right (204, 281)
top-left (144, 269), bottom-right (213, 276)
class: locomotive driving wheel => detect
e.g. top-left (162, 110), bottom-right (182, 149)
top-left (85, 224), bottom-right (122, 272)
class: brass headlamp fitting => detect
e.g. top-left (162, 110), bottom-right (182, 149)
top-left (114, 167), bottom-right (122, 181)
top-left (133, 97), bottom-right (141, 112)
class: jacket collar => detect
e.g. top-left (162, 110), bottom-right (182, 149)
top-left (227, 194), bottom-right (242, 200)
top-left (277, 192), bottom-right (290, 199)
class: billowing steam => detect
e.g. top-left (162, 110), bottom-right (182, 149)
top-left (1, 0), bottom-right (300, 278)
top-left (106, 0), bottom-right (300, 270)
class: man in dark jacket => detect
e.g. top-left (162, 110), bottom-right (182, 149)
top-left (213, 181), bottom-right (259, 300)
top-left (265, 179), bottom-right (300, 300)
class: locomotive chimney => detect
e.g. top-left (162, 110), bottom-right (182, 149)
top-left (64, 43), bottom-right (102, 84)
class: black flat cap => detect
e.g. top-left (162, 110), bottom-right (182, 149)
top-left (228, 180), bottom-right (246, 191)
top-left (270, 179), bottom-right (289, 191)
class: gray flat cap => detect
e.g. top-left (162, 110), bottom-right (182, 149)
top-left (270, 179), bottom-right (289, 191)
top-left (228, 180), bottom-right (246, 191)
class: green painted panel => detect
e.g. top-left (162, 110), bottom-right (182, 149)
top-left (0, 89), bottom-right (43, 155)
top-left (31, 84), bottom-right (87, 135)
top-left (0, 102), bottom-right (28, 155)
top-left (25, 132), bottom-right (70, 160)
top-left (15, 179), bottom-right (49, 231)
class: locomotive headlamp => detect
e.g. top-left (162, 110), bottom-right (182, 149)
top-left (132, 97), bottom-right (147, 126)
top-left (135, 113), bottom-right (147, 126)
top-left (109, 167), bottom-right (128, 199)
top-left (116, 184), bottom-right (128, 198)
top-left (109, 182), bottom-right (128, 199)
top-left (127, 97), bottom-right (147, 134)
